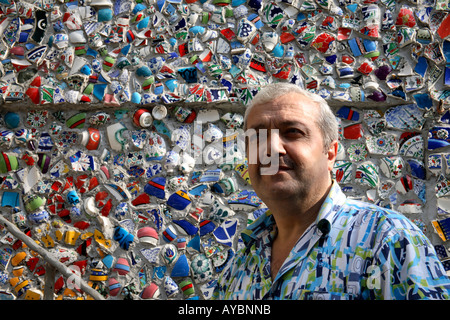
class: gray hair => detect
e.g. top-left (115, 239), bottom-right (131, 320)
top-left (243, 83), bottom-right (339, 152)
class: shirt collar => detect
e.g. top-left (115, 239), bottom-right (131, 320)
top-left (240, 180), bottom-right (347, 245)
top-left (314, 180), bottom-right (347, 237)
top-left (241, 208), bottom-right (275, 246)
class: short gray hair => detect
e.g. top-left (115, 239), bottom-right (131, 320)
top-left (243, 83), bottom-right (339, 152)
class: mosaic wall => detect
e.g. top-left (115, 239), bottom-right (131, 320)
top-left (1, 0), bottom-right (450, 300)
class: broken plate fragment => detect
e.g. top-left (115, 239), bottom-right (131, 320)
top-left (385, 104), bottom-right (425, 130)
top-left (170, 254), bottom-right (190, 278)
top-left (213, 218), bottom-right (238, 247)
top-left (355, 161), bottom-right (379, 188)
top-left (428, 127), bottom-right (450, 150)
top-left (365, 133), bottom-right (398, 155)
top-left (379, 156), bottom-right (404, 179)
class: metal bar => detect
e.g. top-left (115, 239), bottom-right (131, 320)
top-left (43, 263), bottom-right (56, 300)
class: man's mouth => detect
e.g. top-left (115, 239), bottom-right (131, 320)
top-left (259, 164), bottom-right (293, 175)
top-left (257, 156), bottom-right (295, 175)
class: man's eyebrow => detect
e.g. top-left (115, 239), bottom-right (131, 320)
top-left (278, 120), bottom-right (308, 128)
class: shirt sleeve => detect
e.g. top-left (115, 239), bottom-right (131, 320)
top-left (363, 226), bottom-right (450, 300)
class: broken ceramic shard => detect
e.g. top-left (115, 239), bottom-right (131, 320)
top-left (365, 133), bottom-right (398, 155)
top-left (355, 161), bottom-right (379, 188)
top-left (106, 122), bottom-right (127, 152)
top-left (385, 104), bottom-right (425, 131)
top-left (347, 143), bottom-right (368, 162)
top-left (379, 156), bottom-right (404, 179)
top-left (333, 161), bottom-right (353, 184)
top-left (428, 126), bottom-right (450, 150)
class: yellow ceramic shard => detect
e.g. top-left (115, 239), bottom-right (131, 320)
top-left (96, 247), bottom-right (106, 258)
top-left (29, 240), bottom-right (41, 257)
top-left (52, 219), bottom-right (64, 229)
top-left (64, 230), bottom-right (81, 245)
top-left (41, 234), bottom-right (55, 248)
top-left (81, 232), bottom-right (94, 240)
top-left (25, 289), bottom-right (42, 300)
top-left (234, 159), bottom-right (251, 185)
top-left (9, 276), bottom-right (19, 287)
top-left (14, 279), bottom-right (29, 295)
top-left (55, 229), bottom-right (63, 241)
top-left (63, 288), bottom-right (77, 298)
top-left (12, 266), bottom-right (24, 277)
top-left (11, 251), bottom-right (26, 267)
top-left (89, 268), bottom-right (108, 281)
top-left (94, 229), bottom-right (111, 250)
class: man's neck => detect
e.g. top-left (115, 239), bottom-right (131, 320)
top-left (270, 182), bottom-right (332, 235)
top-left (272, 192), bottom-right (326, 240)
top-left (267, 183), bottom-right (332, 280)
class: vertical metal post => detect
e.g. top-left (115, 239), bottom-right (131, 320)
top-left (43, 263), bottom-right (56, 300)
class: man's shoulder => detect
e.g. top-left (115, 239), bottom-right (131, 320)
top-left (340, 198), bottom-right (427, 241)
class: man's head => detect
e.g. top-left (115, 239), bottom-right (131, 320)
top-left (244, 83), bottom-right (339, 204)
top-left (244, 83), bottom-right (339, 153)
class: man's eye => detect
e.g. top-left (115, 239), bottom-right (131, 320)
top-left (285, 128), bottom-right (303, 135)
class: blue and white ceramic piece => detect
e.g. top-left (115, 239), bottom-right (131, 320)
top-left (144, 176), bottom-right (166, 199)
top-left (170, 254), bottom-right (190, 278)
top-left (428, 126), bottom-right (450, 150)
top-left (385, 104), bottom-right (425, 130)
top-left (213, 218), bottom-right (238, 247)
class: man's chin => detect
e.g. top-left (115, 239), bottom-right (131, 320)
top-left (254, 176), bottom-right (300, 198)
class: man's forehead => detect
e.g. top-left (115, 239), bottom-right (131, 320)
top-left (247, 101), bottom-right (319, 127)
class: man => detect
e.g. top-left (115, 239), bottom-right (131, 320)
top-left (212, 83), bottom-right (450, 300)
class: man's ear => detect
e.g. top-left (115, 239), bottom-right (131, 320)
top-left (326, 140), bottom-right (338, 172)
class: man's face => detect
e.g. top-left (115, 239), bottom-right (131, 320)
top-left (245, 93), bottom-right (338, 203)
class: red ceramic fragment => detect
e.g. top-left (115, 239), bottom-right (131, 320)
top-left (26, 87), bottom-right (40, 105)
top-left (54, 276), bottom-right (65, 293)
top-left (74, 221), bottom-right (90, 230)
top-left (26, 257), bottom-right (39, 271)
top-left (343, 123), bottom-right (363, 139)
top-left (95, 191), bottom-right (109, 204)
top-left (311, 32), bottom-right (336, 54)
top-left (132, 193), bottom-right (151, 206)
top-left (101, 198), bottom-right (113, 216)
top-left (75, 174), bottom-right (89, 191)
top-left (29, 76), bottom-right (41, 87)
top-left (220, 28), bottom-right (235, 40)
top-left (89, 177), bottom-right (99, 191)
top-left (280, 32), bottom-right (295, 44)
top-left (338, 28), bottom-right (351, 40)
top-left (58, 209), bottom-right (71, 223)
top-left (396, 7), bottom-right (416, 28)
top-left (438, 14), bottom-right (450, 39)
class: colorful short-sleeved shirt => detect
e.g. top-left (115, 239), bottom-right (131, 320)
top-left (212, 182), bottom-right (450, 300)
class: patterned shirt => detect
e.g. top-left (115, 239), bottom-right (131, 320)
top-left (213, 182), bottom-right (450, 300)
